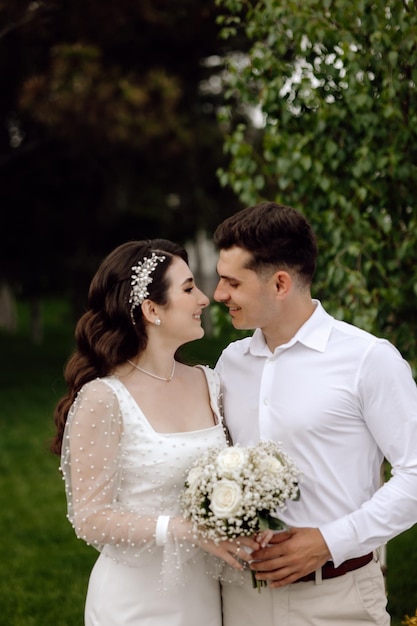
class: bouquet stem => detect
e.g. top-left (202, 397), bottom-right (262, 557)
top-left (251, 570), bottom-right (268, 593)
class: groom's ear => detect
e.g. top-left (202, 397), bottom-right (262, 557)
top-left (274, 270), bottom-right (291, 297)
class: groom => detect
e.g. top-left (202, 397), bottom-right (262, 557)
top-left (213, 201), bottom-right (417, 625)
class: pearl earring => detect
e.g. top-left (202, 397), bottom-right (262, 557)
top-left (155, 318), bottom-right (161, 326)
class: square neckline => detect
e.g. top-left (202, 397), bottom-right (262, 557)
top-left (106, 366), bottom-right (221, 436)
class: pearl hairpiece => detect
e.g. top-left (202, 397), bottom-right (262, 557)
top-left (129, 252), bottom-right (166, 322)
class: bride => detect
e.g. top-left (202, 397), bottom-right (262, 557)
top-left (51, 239), bottom-right (256, 626)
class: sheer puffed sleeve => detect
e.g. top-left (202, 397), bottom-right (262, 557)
top-left (60, 374), bottom-right (230, 587)
top-left (60, 379), bottom-right (157, 556)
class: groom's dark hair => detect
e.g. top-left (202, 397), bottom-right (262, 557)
top-left (213, 202), bottom-right (317, 285)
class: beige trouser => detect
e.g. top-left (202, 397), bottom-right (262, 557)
top-left (221, 559), bottom-right (389, 626)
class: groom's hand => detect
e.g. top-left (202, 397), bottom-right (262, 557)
top-left (249, 527), bottom-right (331, 587)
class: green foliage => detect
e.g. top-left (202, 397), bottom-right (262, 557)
top-left (19, 43), bottom-right (183, 149)
top-left (388, 527), bottom-right (417, 624)
top-left (215, 0), bottom-right (417, 372)
top-left (0, 0), bottom-right (241, 306)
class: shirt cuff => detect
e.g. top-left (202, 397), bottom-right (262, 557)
top-left (319, 517), bottom-right (358, 567)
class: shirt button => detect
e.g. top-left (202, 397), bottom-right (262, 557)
top-left (263, 398), bottom-right (268, 405)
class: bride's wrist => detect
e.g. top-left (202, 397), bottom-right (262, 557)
top-left (169, 517), bottom-right (198, 545)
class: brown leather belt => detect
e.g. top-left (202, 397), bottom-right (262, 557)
top-left (296, 552), bottom-right (373, 583)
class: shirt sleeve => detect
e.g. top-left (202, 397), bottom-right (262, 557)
top-left (319, 340), bottom-right (417, 565)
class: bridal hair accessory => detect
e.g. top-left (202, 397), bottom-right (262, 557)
top-left (129, 253), bottom-right (166, 321)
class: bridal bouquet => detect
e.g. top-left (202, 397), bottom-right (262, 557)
top-left (180, 440), bottom-right (301, 589)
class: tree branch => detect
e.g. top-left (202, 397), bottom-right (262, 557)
top-left (0, 2), bottom-right (44, 41)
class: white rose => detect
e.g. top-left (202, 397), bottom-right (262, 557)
top-left (186, 466), bottom-right (203, 491)
top-left (259, 454), bottom-right (283, 474)
top-left (216, 447), bottom-right (247, 476)
top-left (210, 479), bottom-right (242, 518)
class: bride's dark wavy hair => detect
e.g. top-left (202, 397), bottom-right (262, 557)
top-left (51, 239), bottom-right (188, 455)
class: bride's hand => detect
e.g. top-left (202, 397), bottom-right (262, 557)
top-left (169, 517), bottom-right (259, 570)
top-left (197, 535), bottom-right (259, 570)
top-left (255, 528), bottom-right (276, 548)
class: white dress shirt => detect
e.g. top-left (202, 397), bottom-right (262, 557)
top-left (215, 300), bottom-right (417, 566)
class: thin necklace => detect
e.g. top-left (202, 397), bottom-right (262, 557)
top-left (127, 359), bottom-right (176, 382)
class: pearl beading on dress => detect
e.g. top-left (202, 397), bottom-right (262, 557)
top-left (60, 367), bottom-right (231, 591)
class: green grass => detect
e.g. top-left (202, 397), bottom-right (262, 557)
top-left (0, 302), bottom-right (96, 625)
top-left (0, 300), bottom-right (416, 625)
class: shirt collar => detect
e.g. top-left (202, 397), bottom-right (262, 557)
top-left (247, 300), bottom-right (334, 356)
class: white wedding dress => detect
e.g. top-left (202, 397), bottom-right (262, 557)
top-left (60, 366), bottom-right (226, 626)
